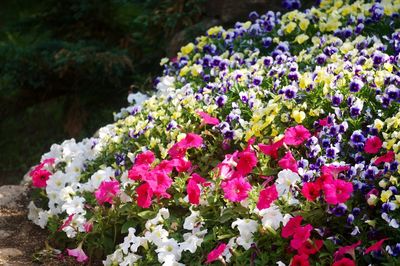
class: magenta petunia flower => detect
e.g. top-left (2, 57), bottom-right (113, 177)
top-left (170, 158), bottom-right (192, 173)
top-left (290, 224), bottom-right (313, 250)
top-left (282, 216), bottom-right (303, 238)
top-left (136, 182), bottom-right (153, 208)
top-left (323, 179), bottom-right (353, 205)
top-left (373, 150), bottom-right (395, 165)
top-left (284, 125), bottom-right (311, 146)
top-left (301, 182), bottom-right (321, 202)
top-left (332, 258), bottom-right (355, 266)
top-left (258, 139), bottom-right (284, 159)
top-left (257, 184), bottom-right (278, 210)
top-left (95, 180), bottom-right (120, 205)
top-left (135, 150), bottom-right (156, 165)
top-left (290, 254), bottom-right (310, 266)
top-left (365, 238), bottom-right (388, 254)
top-left (143, 170), bottom-right (172, 197)
top-left (236, 151), bottom-right (258, 176)
top-left (334, 240), bottom-right (361, 261)
top-left (206, 243), bottom-right (227, 263)
top-left (278, 151), bottom-right (298, 173)
top-left (187, 178), bottom-right (201, 205)
top-left (364, 136), bottom-right (382, 154)
top-left (31, 169), bottom-right (52, 188)
top-left (221, 177), bottom-right (252, 202)
top-left (181, 133), bottom-right (203, 148)
top-left (197, 111), bottom-right (220, 125)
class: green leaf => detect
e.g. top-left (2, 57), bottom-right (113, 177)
top-left (137, 210), bottom-right (156, 219)
top-left (121, 220), bottom-right (137, 234)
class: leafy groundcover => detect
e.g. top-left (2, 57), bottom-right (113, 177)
top-left (28, 0), bottom-right (400, 265)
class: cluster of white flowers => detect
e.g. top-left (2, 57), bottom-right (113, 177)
top-left (104, 208), bottom-right (207, 266)
top-left (27, 133), bottom-right (113, 228)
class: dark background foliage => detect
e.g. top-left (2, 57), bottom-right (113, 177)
top-left (0, 0), bottom-right (314, 185)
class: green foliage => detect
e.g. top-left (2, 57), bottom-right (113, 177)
top-left (0, 0), bottom-right (207, 185)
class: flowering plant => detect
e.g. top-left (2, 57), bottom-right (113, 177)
top-left (28, 0), bottom-right (400, 265)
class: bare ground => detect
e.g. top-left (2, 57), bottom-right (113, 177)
top-left (0, 185), bottom-right (78, 266)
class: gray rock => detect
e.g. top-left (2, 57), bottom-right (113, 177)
top-left (0, 248), bottom-right (23, 258)
top-left (0, 185), bottom-right (28, 209)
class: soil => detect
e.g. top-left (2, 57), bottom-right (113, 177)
top-left (0, 185), bottom-right (78, 266)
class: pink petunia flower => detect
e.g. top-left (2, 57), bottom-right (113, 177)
top-left (191, 173), bottom-right (208, 185)
top-left (323, 179), bottom-right (353, 205)
top-left (206, 243), bottom-right (227, 263)
top-left (83, 221), bottom-right (93, 233)
top-left (170, 158), bottom-right (192, 173)
top-left (143, 171), bottom-right (172, 197)
top-left (168, 133), bottom-right (203, 158)
top-left (197, 111), bottom-right (220, 125)
top-left (221, 177), bottom-right (252, 202)
top-left (168, 143), bottom-right (187, 159)
top-left (332, 258), bottom-right (355, 266)
top-left (128, 164), bottom-right (149, 181)
top-left (334, 240), bottom-right (361, 261)
top-left (58, 214), bottom-right (74, 232)
top-left (373, 151), bottom-right (395, 165)
top-left (278, 151), bottom-right (298, 173)
top-left (258, 139), bottom-right (284, 159)
top-left (67, 243), bottom-right (88, 263)
top-left (31, 169), bottom-right (52, 188)
top-left (290, 224), bottom-right (313, 250)
top-left (136, 182), bottom-right (153, 208)
top-left (290, 253), bottom-right (309, 266)
top-left (94, 180), bottom-right (120, 205)
top-left (321, 165), bottom-right (350, 179)
top-left (364, 136), bottom-right (382, 154)
top-left (135, 150), bottom-right (156, 165)
top-left (365, 238), bottom-right (388, 254)
top-left (180, 133), bottom-right (203, 148)
top-left (282, 216), bottom-right (303, 238)
top-left (154, 159), bottom-right (174, 174)
top-left (301, 182), bottom-right (321, 202)
top-left (298, 239), bottom-right (323, 255)
top-left (284, 125), bottom-right (311, 146)
top-left (217, 163), bottom-right (235, 180)
top-left (257, 184), bottom-right (278, 210)
top-left (187, 178), bottom-right (201, 205)
top-left (236, 151), bottom-right (258, 176)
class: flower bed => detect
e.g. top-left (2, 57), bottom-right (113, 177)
top-left (28, 0), bottom-right (400, 265)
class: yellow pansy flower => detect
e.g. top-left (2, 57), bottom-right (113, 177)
top-left (299, 19), bottom-right (310, 31)
top-left (295, 34), bottom-right (309, 44)
top-left (181, 43), bottom-right (194, 55)
top-left (291, 110), bottom-right (306, 124)
top-left (285, 22), bottom-right (297, 34)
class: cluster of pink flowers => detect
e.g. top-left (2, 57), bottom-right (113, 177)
top-left (128, 133), bottom-right (204, 208)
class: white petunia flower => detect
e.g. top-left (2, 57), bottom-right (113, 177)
top-left (62, 196), bottom-right (86, 215)
top-left (258, 205), bottom-right (284, 230)
top-left (232, 218), bottom-right (259, 250)
top-left (275, 169), bottom-right (301, 196)
top-left (183, 209), bottom-right (202, 230)
top-left (145, 208), bottom-right (170, 230)
top-left (145, 225), bottom-right (169, 247)
top-left (155, 239), bottom-right (182, 264)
